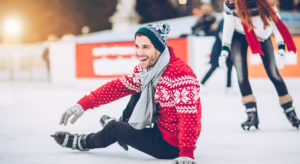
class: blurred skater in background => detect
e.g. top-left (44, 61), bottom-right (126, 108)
top-left (219, 0), bottom-right (300, 130)
top-left (200, 19), bottom-right (234, 93)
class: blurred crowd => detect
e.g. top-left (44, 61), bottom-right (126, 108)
top-left (279, 0), bottom-right (300, 12)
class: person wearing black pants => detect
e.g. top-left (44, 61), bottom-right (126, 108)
top-left (87, 121), bottom-right (179, 159)
top-left (230, 32), bottom-right (289, 97)
top-left (52, 93), bottom-right (180, 159)
top-left (200, 19), bottom-right (233, 91)
top-left (52, 23), bottom-right (201, 164)
top-left (219, 0), bottom-right (300, 130)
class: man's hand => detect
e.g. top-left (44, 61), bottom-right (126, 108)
top-left (277, 49), bottom-right (286, 69)
top-left (174, 157), bottom-right (196, 164)
top-left (59, 104), bottom-right (84, 126)
top-left (218, 50), bottom-right (229, 68)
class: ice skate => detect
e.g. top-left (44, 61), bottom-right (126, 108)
top-left (100, 115), bottom-right (129, 151)
top-left (51, 131), bottom-right (89, 151)
top-left (241, 108), bottom-right (259, 130)
top-left (284, 107), bottom-right (300, 129)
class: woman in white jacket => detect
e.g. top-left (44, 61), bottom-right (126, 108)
top-left (219, 0), bottom-right (300, 130)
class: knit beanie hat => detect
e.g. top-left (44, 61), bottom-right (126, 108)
top-left (135, 23), bottom-right (170, 53)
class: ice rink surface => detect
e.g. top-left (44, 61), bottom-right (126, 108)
top-left (1, 78), bottom-right (300, 164)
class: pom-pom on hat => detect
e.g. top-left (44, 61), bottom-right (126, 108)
top-left (135, 23), bottom-right (170, 53)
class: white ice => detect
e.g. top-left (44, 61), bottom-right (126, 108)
top-left (0, 78), bottom-right (300, 164)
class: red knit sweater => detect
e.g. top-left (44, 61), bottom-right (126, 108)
top-left (78, 47), bottom-right (201, 159)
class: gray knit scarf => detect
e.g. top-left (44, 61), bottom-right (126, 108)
top-left (128, 48), bottom-right (170, 129)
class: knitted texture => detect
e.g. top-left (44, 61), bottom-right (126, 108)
top-left (135, 23), bottom-right (170, 53)
top-left (77, 47), bottom-right (201, 159)
top-left (223, 1), bottom-right (296, 54)
top-left (222, 1), bottom-right (284, 45)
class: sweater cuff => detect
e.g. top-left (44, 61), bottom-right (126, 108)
top-left (221, 45), bottom-right (230, 52)
top-left (77, 95), bottom-right (93, 111)
top-left (278, 43), bottom-right (285, 51)
top-left (179, 147), bottom-right (195, 159)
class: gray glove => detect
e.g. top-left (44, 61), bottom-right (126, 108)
top-left (59, 104), bottom-right (84, 126)
top-left (174, 157), bottom-right (196, 164)
top-left (100, 115), bottom-right (117, 127)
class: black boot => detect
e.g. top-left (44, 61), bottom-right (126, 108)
top-left (241, 103), bottom-right (259, 130)
top-left (51, 131), bottom-right (89, 151)
top-left (100, 115), bottom-right (129, 151)
top-left (284, 107), bottom-right (300, 129)
top-left (281, 101), bottom-right (300, 129)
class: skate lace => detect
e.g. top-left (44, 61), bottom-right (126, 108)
top-left (284, 107), bottom-right (295, 114)
top-left (245, 107), bottom-right (257, 113)
top-left (62, 133), bottom-right (69, 147)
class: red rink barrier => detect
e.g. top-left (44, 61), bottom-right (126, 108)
top-left (75, 36), bottom-right (300, 79)
top-left (75, 37), bottom-right (188, 78)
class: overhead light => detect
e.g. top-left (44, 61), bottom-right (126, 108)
top-left (179, 0), bottom-right (187, 5)
top-left (3, 16), bottom-right (23, 37)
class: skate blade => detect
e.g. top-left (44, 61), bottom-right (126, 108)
top-left (241, 125), bottom-right (259, 131)
top-left (118, 142), bottom-right (129, 151)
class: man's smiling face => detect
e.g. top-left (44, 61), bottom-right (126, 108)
top-left (135, 35), bottom-right (161, 69)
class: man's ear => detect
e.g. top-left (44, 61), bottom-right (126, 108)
top-left (156, 49), bottom-right (161, 55)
